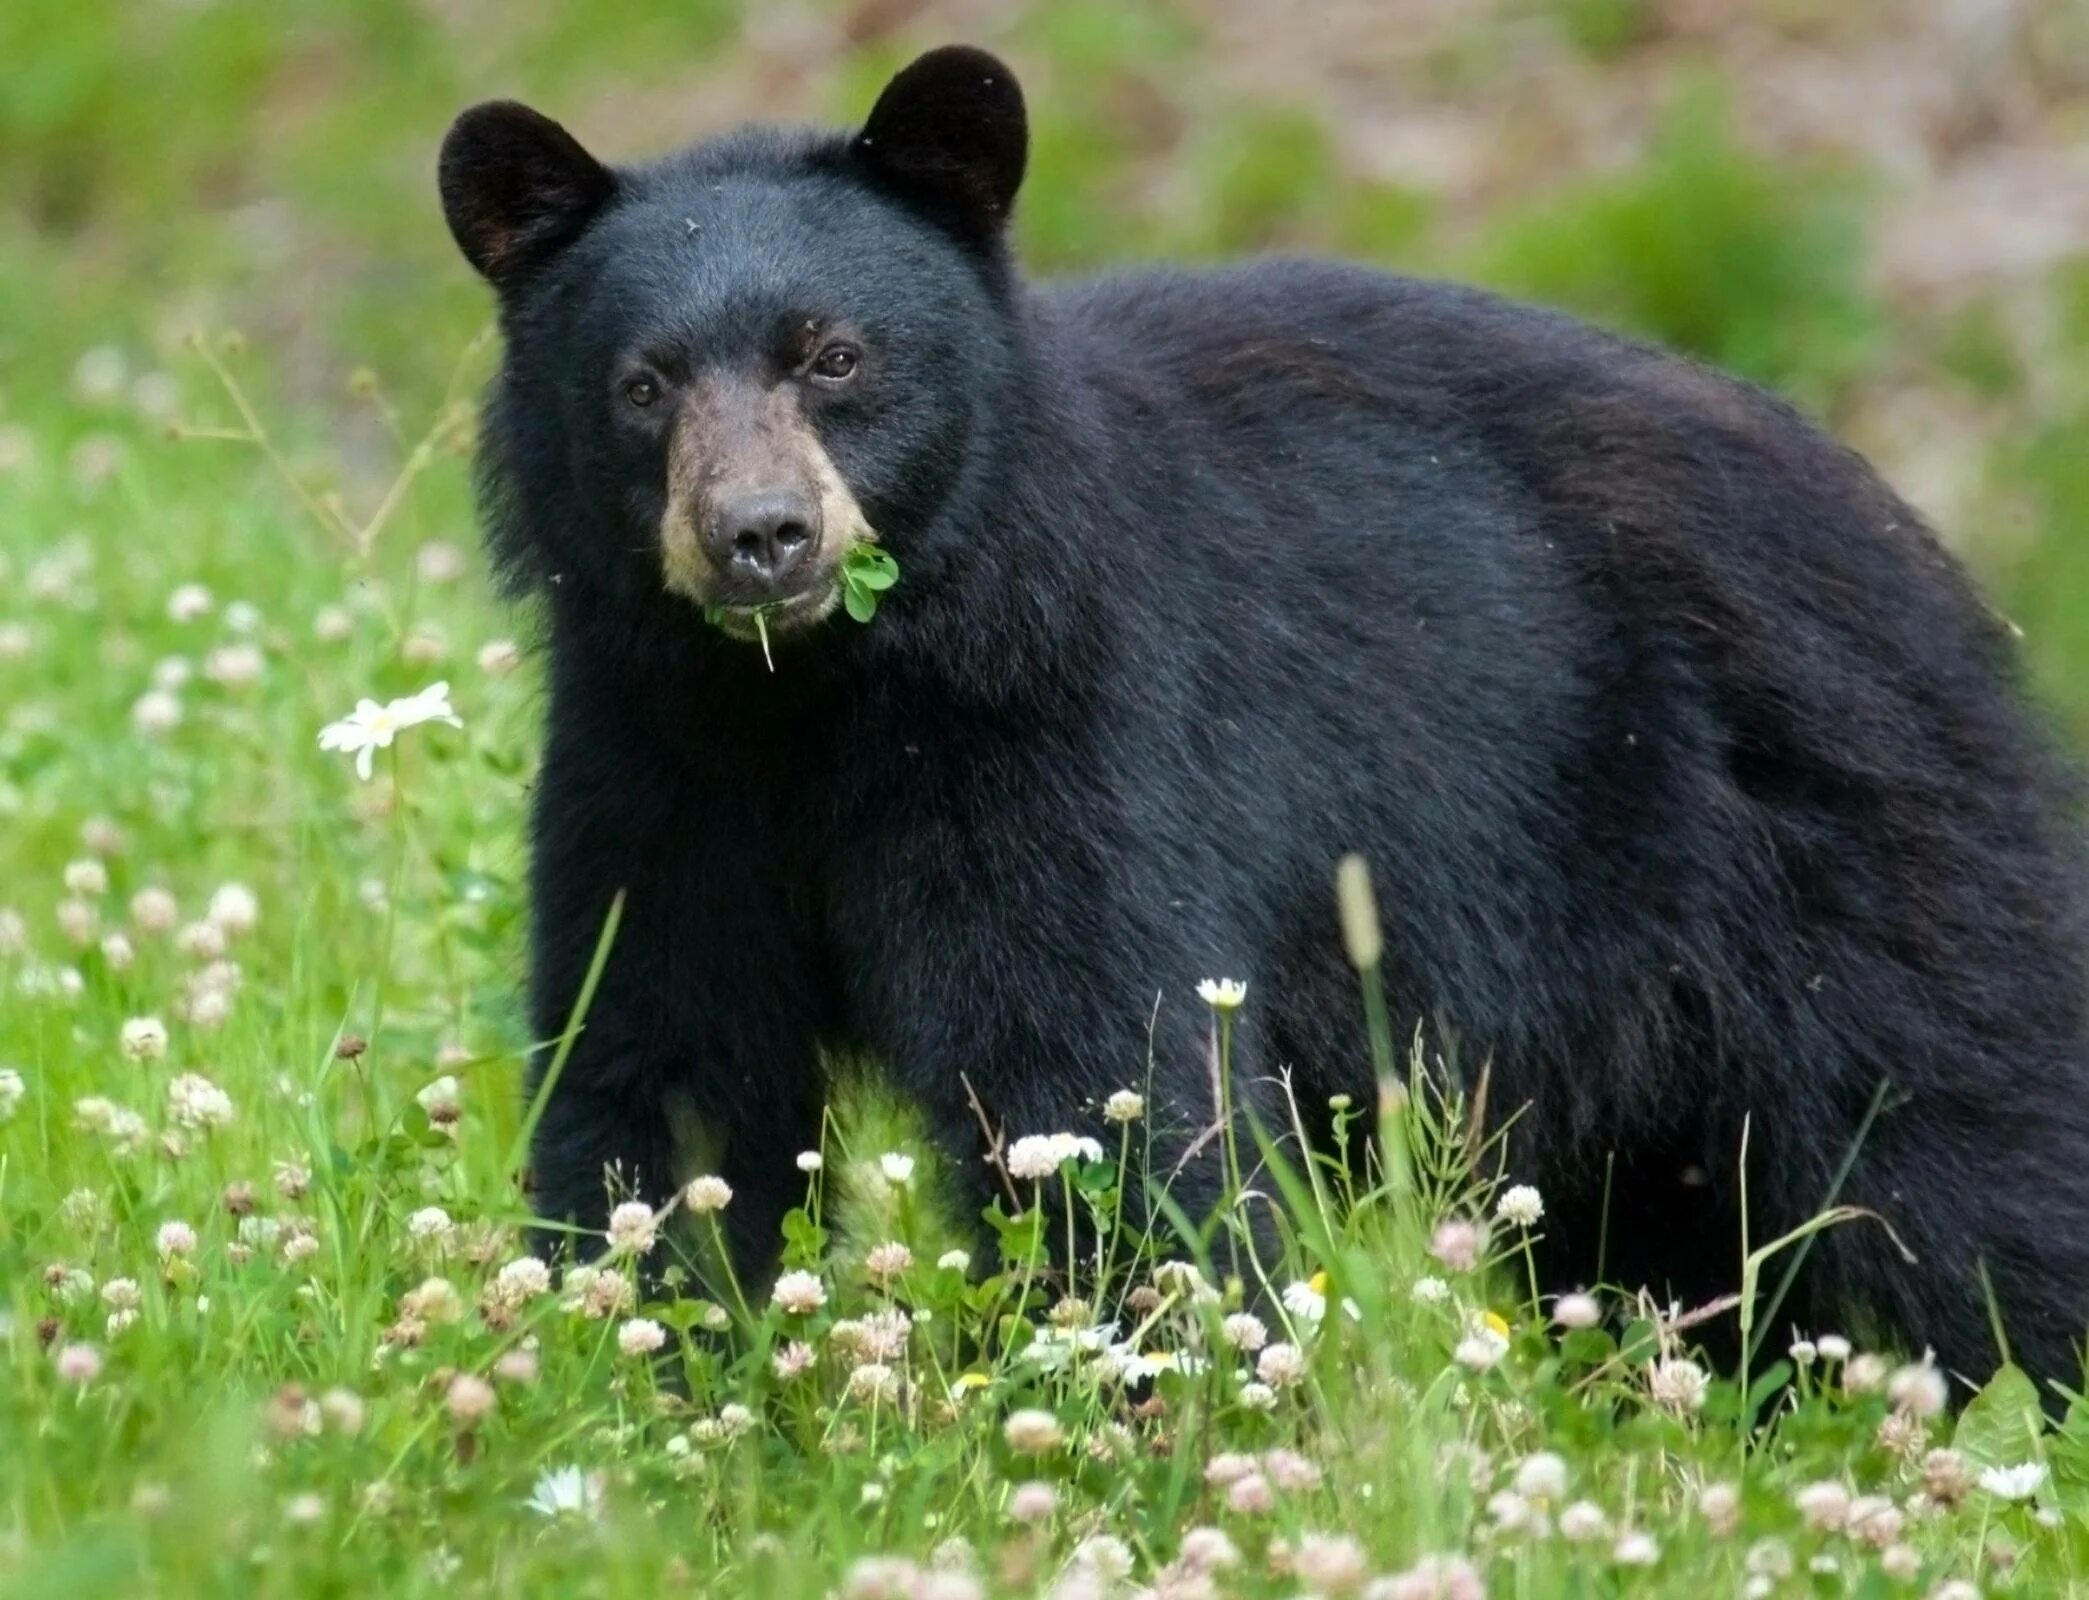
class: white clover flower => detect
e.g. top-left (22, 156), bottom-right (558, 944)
top-left (1495, 1184), bottom-right (1544, 1227)
top-left (1008, 1480), bottom-right (1057, 1524)
top-left (1003, 1408), bottom-right (1064, 1454)
top-left (494, 1256), bottom-right (552, 1301)
top-left (618, 1318), bottom-right (667, 1357)
top-left (1256, 1341), bottom-right (1307, 1388)
top-left (282, 1492), bottom-right (326, 1527)
top-left (772, 1340), bottom-right (815, 1380)
top-left (1292, 1534), bottom-right (1367, 1594)
top-left (1845, 1495), bottom-right (1902, 1549)
top-left (185, 987), bottom-right (233, 1031)
top-left (1552, 1291), bottom-right (1600, 1329)
top-left (604, 1201), bottom-right (659, 1257)
top-left (203, 644), bottom-right (265, 688)
top-left (771, 1270), bottom-right (826, 1315)
top-left (1649, 1356), bottom-right (1709, 1413)
top-left (878, 1151), bottom-right (915, 1187)
top-left (401, 626), bottom-right (448, 668)
top-left (1515, 1451), bottom-right (1569, 1502)
top-left (1237, 1380), bottom-right (1278, 1412)
top-left (101, 1278), bottom-right (142, 1311)
top-left (937, 1249), bottom-right (972, 1274)
top-left (319, 1388), bottom-right (365, 1435)
top-left (1071, 1535), bottom-right (1134, 1582)
top-left (1699, 1482), bottom-right (1742, 1537)
top-left (1453, 1329), bottom-right (1509, 1372)
top-left (1788, 1338), bottom-right (1817, 1366)
top-left (402, 1277), bottom-right (464, 1324)
top-left (317, 682), bottom-right (462, 781)
top-left (207, 883), bottom-right (259, 937)
top-left (175, 920), bottom-right (226, 961)
top-left (1103, 1089), bottom-right (1144, 1124)
top-left (1612, 1530), bottom-right (1660, 1567)
top-left (55, 1343), bottom-right (102, 1384)
top-left (1843, 1352), bottom-right (1888, 1393)
top-left (1152, 1258), bottom-right (1221, 1306)
top-left (0, 1068), bottom-right (25, 1121)
top-left (407, 1206), bottom-right (455, 1248)
top-left (445, 1373), bottom-right (496, 1424)
top-left (1410, 1274), bottom-right (1452, 1306)
top-left (1006, 1135), bottom-right (1062, 1181)
top-left (1179, 1527), bottom-right (1240, 1571)
top-left (1195, 977), bottom-right (1247, 1010)
top-left (1888, 1359), bottom-right (1948, 1418)
top-left (1558, 1500), bottom-right (1609, 1542)
top-left (1006, 1132), bottom-right (1104, 1180)
top-left (155, 1220), bottom-right (197, 1259)
top-left (1222, 1312), bottom-right (1268, 1352)
top-left (1428, 1216), bottom-right (1484, 1271)
top-left (683, 1175), bottom-right (733, 1214)
top-left (1794, 1481), bottom-right (1851, 1531)
top-left (416, 541), bottom-right (467, 584)
top-left (525, 1466), bottom-right (603, 1520)
top-left (100, 933), bottom-right (134, 971)
top-left (1815, 1334), bottom-right (1852, 1363)
top-left (166, 1072), bottom-right (234, 1130)
top-left (1979, 1462), bottom-right (2047, 1501)
top-left (62, 859), bottom-right (108, 897)
top-left (48, 1266), bottom-right (95, 1306)
top-left (795, 1150), bottom-right (824, 1173)
top-left (119, 1017), bottom-right (171, 1063)
top-left (864, 1241), bottom-right (913, 1285)
top-left (165, 583), bottom-right (214, 623)
top-left (239, 1216), bottom-right (283, 1250)
top-left (313, 605), bottom-right (354, 644)
top-left (476, 639), bottom-right (522, 676)
top-left (55, 898), bottom-right (97, 946)
top-left (846, 1362), bottom-right (899, 1404)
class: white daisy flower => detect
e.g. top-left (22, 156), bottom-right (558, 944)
top-left (1978, 1462), bottom-right (2047, 1501)
top-left (317, 682), bottom-right (462, 780)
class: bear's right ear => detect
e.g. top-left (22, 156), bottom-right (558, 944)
top-left (853, 46), bottom-right (1027, 245)
top-left (439, 102), bottom-right (616, 287)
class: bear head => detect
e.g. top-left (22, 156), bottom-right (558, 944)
top-left (439, 47), bottom-right (1030, 646)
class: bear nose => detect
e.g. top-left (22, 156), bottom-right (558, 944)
top-left (708, 491), bottom-right (817, 587)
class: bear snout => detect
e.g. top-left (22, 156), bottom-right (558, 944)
top-left (704, 487), bottom-right (821, 592)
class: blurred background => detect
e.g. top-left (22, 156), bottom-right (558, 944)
top-left (3, 0), bottom-right (2086, 730)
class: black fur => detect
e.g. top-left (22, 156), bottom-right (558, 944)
top-left (445, 50), bottom-right (2089, 1387)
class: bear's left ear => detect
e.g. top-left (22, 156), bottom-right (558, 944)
top-left (853, 46), bottom-right (1027, 243)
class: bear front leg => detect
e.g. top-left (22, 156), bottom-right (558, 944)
top-left (522, 863), bottom-right (827, 1292)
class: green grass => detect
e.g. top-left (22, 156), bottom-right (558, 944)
top-left (4, 3), bottom-right (2089, 1594)
top-left (2, 336), bottom-right (2085, 1598)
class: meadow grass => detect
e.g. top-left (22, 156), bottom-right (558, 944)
top-left (0, 342), bottom-right (2085, 1600)
top-left (5, 3), bottom-right (2089, 1595)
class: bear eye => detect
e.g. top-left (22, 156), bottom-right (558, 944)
top-left (622, 376), bottom-right (660, 409)
top-left (810, 343), bottom-right (860, 383)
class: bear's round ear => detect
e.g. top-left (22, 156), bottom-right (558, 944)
top-left (853, 46), bottom-right (1027, 243)
top-left (439, 101), bottom-right (617, 287)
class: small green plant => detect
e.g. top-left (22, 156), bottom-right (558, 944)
top-left (838, 539), bottom-right (900, 623)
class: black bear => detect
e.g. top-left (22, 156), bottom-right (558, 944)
top-left (439, 46), bottom-right (2089, 1386)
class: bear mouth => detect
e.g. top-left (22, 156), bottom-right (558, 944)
top-left (706, 583), bottom-right (843, 643)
